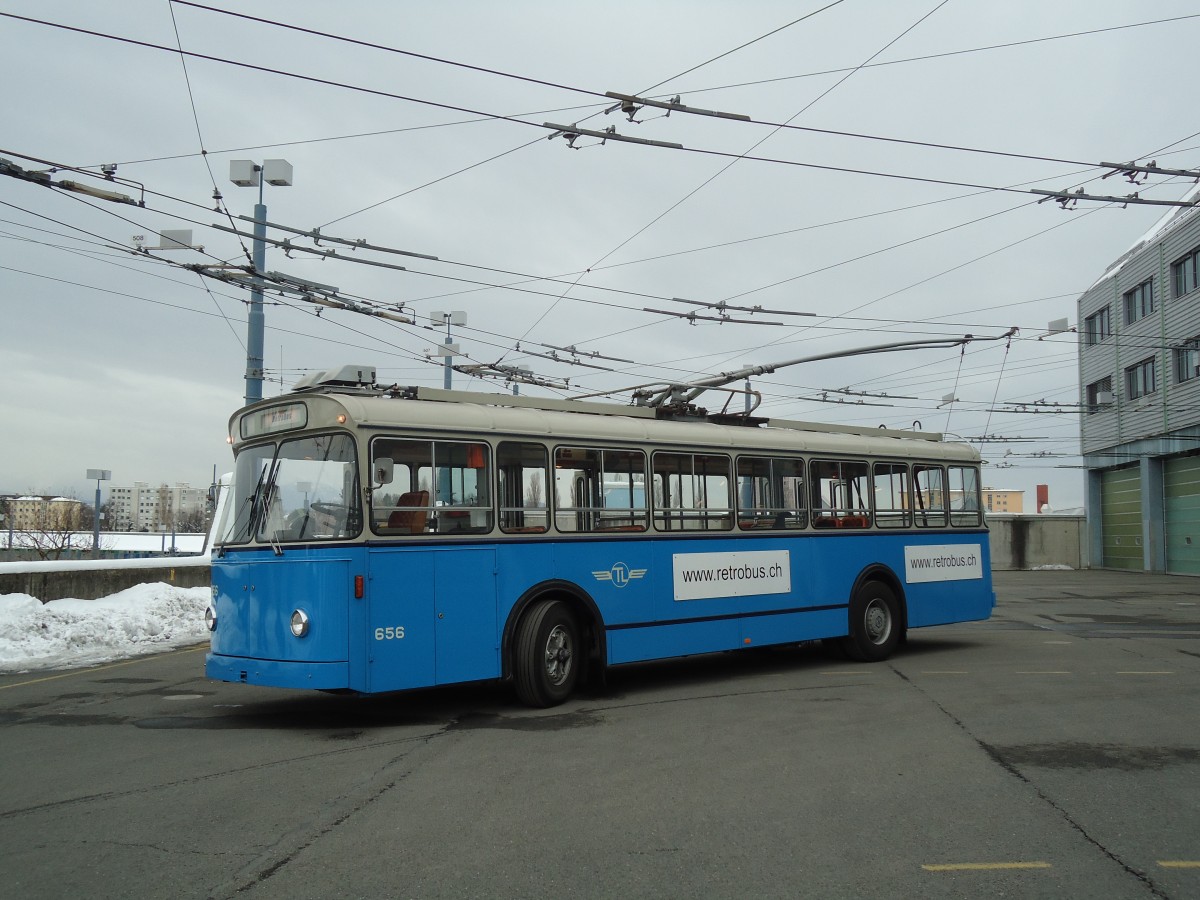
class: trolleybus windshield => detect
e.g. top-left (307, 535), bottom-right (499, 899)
top-left (220, 433), bottom-right (361, 545)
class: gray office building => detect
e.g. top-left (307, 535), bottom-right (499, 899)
top-left (1077, 185), bottom-right (1200, 573)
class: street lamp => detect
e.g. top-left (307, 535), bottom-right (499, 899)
top-left (86, 468), bottom-right (111, 558)
top-left (430, 310), bottom-right (467, 390)
top-left (230, 159), bottom-right (293, 405)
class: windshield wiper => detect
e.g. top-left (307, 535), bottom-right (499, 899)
top-left (221, 464), bottom-right (270, 546)
top-left (253, 460), bottom-right (286, 555)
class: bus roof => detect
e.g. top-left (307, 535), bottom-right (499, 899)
top-left (233, 383), bottom-right (980, 464)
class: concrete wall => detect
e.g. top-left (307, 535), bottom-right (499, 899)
top-left (0, 560), bottom-right (210, 602)
top-left (987, 515), bottom-right (1085, 571)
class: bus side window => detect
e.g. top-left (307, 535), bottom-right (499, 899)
top-left (653, 452), bottom-right (732, 532)
top-left (810, 459), bottom-right (870, 528)
top-left (553, 447), bottom-right (647, 533)
top-left (370, 438), bottom-right (429, 534)
top-left (431, 441), bottom-right (493, 534)
top-left (913, 465), bottom-right (947, 527)
top-left (736, 456), bottom-right (806, 530)
top-left (872, 462), bottom-right (910, 529)
top-left (499, 441), bottom-right (548, 534)
top-left (370, 439), bottom-right (493, 535)
top-left (949, 465), bottom-right (982, 527)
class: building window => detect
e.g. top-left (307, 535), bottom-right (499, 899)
top-left (1086, 376), bottom-right (1112, 414)
top-left (1175, 337), bottom-right (1200, 384)
top-left (1125, 358), bottom-right (1156, 400)
top-left (1173, 247), bottom-right (1200, 298)
top-left (1083, 306), bottom-right (1111, 346)
top-left (1123, 279), bottom-right (1154, 324)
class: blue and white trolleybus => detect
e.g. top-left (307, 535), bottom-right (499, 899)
top-left (205, 365), bottom-right (994, 706)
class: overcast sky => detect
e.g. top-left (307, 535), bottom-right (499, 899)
top-left (3, 0), bottom-right (1199, 508)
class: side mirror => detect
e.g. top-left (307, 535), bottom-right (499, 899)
top-left (373, 457), bottom-right (394, 487)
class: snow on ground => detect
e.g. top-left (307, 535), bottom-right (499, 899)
top-left (0, 583), bottom-right (210, 674)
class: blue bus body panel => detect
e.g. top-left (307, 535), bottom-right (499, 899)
top-left (208, 549), bottom-right (354, 660)
top-left (365, 547), bottom-right (498, 692)
top-left (893, 531), bottom-right (994, 627)
top-left (206, 529), bottom-right (993, 694)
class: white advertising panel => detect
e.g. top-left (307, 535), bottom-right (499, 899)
top-left (672, 550), bottom-right (791, 601)
top-left (904, 544), bottom-right (983, 583)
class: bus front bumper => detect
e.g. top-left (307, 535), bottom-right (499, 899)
top-left (206, 653), bottom-right (350, 690)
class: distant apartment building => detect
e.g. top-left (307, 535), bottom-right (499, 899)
top-left (1, 495), bottom-right (85, 531)
top-left (1077, 184), bottom-right (1200, 573)
top-left (983, 488), bottom-right (1023, 514)
top-left (903, 486), bottom-right (1018, 514)
top-left (107, 482), bottom-right (207, 531)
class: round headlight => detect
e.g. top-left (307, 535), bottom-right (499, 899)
top-left (204, 606), bottom-right (217, 632)
top-left (290, 609), bottom-right (310, 638)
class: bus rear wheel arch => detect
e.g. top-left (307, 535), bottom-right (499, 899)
top-left (513, 599), bottom-right (581, 708)
top-left (842, 580), bottom-right (903, 662)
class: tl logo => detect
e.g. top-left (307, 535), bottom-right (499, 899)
top-left (592, 562), bottom-right (647, 589)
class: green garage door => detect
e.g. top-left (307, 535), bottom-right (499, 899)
top-left (1165, 455), bottom-right (1200, 575)
top-left (1101, 467), bottom-right (1142, 570)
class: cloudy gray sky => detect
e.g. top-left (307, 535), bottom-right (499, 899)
top-left (3, 0), bottom-right (1199, 508)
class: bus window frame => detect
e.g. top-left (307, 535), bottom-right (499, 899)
top-left (553, 445), bottom-right (648, 534)
top-left (652, 450), bottom-right (733, 533)
top-left (735, 454), bottom-right (807, 531)
top-left (219, 441), bottom-right (278, 546)
top-left (872, 461), bottom-right (911, 529)
top-left (810, 458), bottom-right (872, 529)
top-left (370, 436), bottom-right (493, 536)
top-left (257, 431), bottom-right (362, 543)
top-left (912, 464), bottom-right (948, 528)
top-left (949, 464), bottom-right (983, 527)
top-left (498, 440), bottom-right (550, 535)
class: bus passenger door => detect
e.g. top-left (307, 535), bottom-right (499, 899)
top-left (433, 548), bottom-right (498, 685)
top-left (365, 547), bottom-right (499, 691)
top-left (363, 548), bottom-right (435, 693)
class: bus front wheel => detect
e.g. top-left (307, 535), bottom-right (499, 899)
top-left (842, 582), bottom-right (902, 662)
top-left (513, 600), bottom-right (580, 708)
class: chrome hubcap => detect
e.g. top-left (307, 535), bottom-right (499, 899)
top-left (544, 625), bottom-right (573, 685)
top-left (864, 599), bottom-right (892, 645)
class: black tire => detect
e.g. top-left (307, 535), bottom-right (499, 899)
top-left (513, 600), bottom-right (580, 708)
top-left (841, 581), bottom-right (902, 662)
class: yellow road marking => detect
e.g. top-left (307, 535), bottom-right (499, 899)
top-left (1158, 861), bottom-right (1200, 868)
top-left (0, 645), bottom-right (207, 691)
top-left (923, 862), bottom-right (1051, 872)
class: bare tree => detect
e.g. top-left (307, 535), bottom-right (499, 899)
top-left (9, 498), bottom-right (96, 560)
top-left (157, 483), bottom-right (173, 532)
top-left (175, 508), bottom-right (208, 532)
top-left (525, 472), bottom-right (543, 508)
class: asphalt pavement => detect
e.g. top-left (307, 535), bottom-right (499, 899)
top-left (1, 569), bottom-right (1198, 899)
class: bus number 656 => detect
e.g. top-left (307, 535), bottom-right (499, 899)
top-left (374, 626), bottom-right (405, 640)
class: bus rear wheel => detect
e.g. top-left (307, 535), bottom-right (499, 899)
top-left (842, 582), bottom-right (902, 662)
top-left (513, 600), bottom-right (580, 708)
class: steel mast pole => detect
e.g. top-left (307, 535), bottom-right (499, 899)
top-left (245, 189), bottom-right (267, 405)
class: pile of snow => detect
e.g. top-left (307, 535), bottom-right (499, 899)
top-left (0, 583), bottom-right (210, 674)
